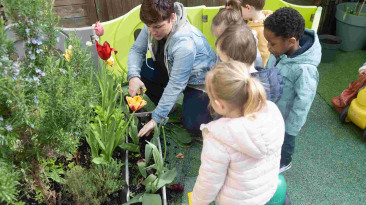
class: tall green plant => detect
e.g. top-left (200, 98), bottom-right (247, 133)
top-left (0, 0), bottom-right (98, 204)
top-left (87, 67), bottom-right (129, 164)
top-left (124, 125), bottom-right (177, 205)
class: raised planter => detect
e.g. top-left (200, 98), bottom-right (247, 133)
top-left (124, 115), bottom-right (168, 205)
top-left (335, 2), bottom-right (366, 51)
top-left (319, 34), bottom-right (342, 63)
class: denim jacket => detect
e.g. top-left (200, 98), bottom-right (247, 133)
top-left (127, 2), bottom-right (217, 124)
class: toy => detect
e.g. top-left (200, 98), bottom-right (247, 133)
top-left (188, 174), bottom-right (288, 205)
top-left (340, 88), bottom-right (366, 140)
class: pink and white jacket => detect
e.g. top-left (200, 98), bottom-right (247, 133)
top-left (191, 101), bottom-right (285, 205)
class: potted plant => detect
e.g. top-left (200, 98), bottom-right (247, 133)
top-left (318, 34), bottom-right (342, 63)
top-left (335, 0), bottom-right (366, 51)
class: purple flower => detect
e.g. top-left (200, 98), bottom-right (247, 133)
top-left (36, 39), bottom-right (42, 46)
top-left (28, 50), bottom-right (32, 54)
top-left (73, 72), bottom-right (78, 77)
top-left (25, 28), bottom-right (30, 35)
top-left (60, 69), bottom-right (66, 74)
top-left (25, 76), bottom-right (31, 82)
top-left (29, 19), bottom-right (34, 25)
top-left (75, 131), bottom-right (79, 135)
top-left (2, 56), bottom-right (9, 61)
top-left (36, 48), bottom-right (42, 54)
top-left (32, 38), bottom-right (37, 44)
top-left (27, 38), bottom-right (31, 44)
top-left (41, 72), bottom-right (45, 77)
top-left (5, 125), bottom-right (12, 131)
top-left (31, 124), bottom-right (34, 128)
top-left (34, 96), bottom-right (39, 104)
top-left (30, 54), bottom-right (36, 60)
top-left (0, 116), bottom-right (3, 121)
top-left (35, 68), bottom-right (41, 74)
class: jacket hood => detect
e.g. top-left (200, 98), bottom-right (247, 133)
top-left (171, 2), bottom-right (187, 35)
top-left (278, 29), bottom-right (321, 67)
top-left (200, 102), bottom-right (284, 159)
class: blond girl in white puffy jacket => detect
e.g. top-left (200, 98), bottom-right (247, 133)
top-left (191, 61), bottom-right (285, 205)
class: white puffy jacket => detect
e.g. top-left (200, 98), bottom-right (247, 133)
top-left (191, 101), bottom-right (285, 205)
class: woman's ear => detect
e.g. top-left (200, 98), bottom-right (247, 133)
top-left (170, 13), bottom-right (176, 23)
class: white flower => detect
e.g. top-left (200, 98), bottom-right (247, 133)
top-left (0, 116), bottom-right (3, 121)
top-left (6, 125), bottom-right (12, 131)
top-left (86, 41), bottom-right (92, 47)
top-left (68, 45), bottom-right (73, 50)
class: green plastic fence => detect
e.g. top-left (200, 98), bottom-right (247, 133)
top-left (99, 0), bottom-right (322, 82)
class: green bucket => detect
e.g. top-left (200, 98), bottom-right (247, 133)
top-left (319, 34), bottom-right (342, 63)
top-left (335, 2), bottom-right (366, 51)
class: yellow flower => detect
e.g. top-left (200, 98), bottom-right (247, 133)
top-left (126, 96), bottom-right (147, 111)
top-left (63, 49), bottom-right (72, 62)
top-left (107, 56), bottom-right (114, 67)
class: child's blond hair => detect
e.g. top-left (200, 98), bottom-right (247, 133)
top-left (216, 23), bottom-right (257, 65)
top-left (205, 61), bottom-right (266, 118)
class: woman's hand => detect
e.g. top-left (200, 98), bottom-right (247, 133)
top-left (128, 77), bottom-right (146, 97)
top-left (138, 119), bottom-right (157, 137)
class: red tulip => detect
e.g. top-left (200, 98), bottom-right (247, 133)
top-left (95, 40), bottom-right (117, 61)
top-left (94, 21), bottom-right (104, 36)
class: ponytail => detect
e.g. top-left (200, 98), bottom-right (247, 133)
top-left (205, 61), bottom-right (267, 119)
top-left (242, 77), bottom-right (266, 118)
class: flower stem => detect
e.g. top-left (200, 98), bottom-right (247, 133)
top-left (162, 125), bottom-right (167, 163)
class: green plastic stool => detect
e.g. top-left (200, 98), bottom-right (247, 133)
top-left (266, 174), bottom-right (287, 205)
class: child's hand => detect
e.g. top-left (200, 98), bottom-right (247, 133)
top-left (360, 70), bottom-right (366, 76)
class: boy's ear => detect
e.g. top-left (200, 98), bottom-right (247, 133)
top-left (288, 37), bottom-right (297, 47)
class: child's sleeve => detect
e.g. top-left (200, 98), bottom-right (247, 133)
top-left (286, 66), bottom-right (319, 136)
top-left (191, 129), bottom-right (230, 205)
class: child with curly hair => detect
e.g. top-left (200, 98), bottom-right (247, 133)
top-left (263, 7), bottom-right (321, 173)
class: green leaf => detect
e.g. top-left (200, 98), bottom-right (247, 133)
top-left (129, 116), bottom-right (139, 145)
top-left (122, 193), bottom-right (144, 205)
top-left (142, 174), bottom-right (157, 186)
top-left (92, 157), bottom-right (107, 164)
top-left (145, 143), bottom-right (153, 165)
top-left (154, 168), bottom-right (177, 191)
top-left (166, 124), bottom-right (192, 145)
top-left (138, 162), bottom-right (147, 178)
top-left (120, 143), bottom-right (139, 152)
top-left (142, 193), bottom-right (162, 205)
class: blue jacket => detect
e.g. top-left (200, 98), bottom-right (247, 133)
top-left (127, 3), bottom-right (217, 124)
top-left (266, 29), bottom-right (321, 136)
top-left (252, 66), bottom-right (283, 103)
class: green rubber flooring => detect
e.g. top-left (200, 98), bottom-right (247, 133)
top-left (162, 49), bottom-right (366, 204)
